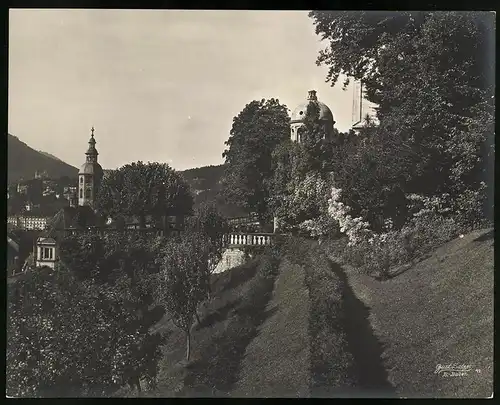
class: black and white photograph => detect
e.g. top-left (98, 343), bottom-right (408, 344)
top-left (6, 9), bottom-right (494, 398)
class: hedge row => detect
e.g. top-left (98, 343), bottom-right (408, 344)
top-left (284, 237), bottom-right (358, 397)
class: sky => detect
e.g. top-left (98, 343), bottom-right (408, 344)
top-left (9, 9), bottom-right (366, 171)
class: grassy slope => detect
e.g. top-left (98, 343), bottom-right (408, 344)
top-left (136, 255), bottom-right (277, 397)
top-left (231, 256), bottom-right (310, 397)
top-left (325, 228), bottom-right (494, 398)
top-left (125, 246), bottom-right (311, 398)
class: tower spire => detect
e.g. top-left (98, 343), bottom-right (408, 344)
top-left (86, 126), bottom-right (98, 162)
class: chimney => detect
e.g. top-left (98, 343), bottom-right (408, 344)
top-left (307, 90), bottom-right (318, 101)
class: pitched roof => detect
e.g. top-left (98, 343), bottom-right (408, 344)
top-left (44, 206), bottom-right (78, 238)
top-left (37, 237), bottom-right (56, 244)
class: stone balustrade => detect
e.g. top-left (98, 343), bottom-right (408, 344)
top-left (224, 233), bottom-right (274, 247)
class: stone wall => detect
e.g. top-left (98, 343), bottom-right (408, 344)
top-left (213, 248), bottom-right (247, 274)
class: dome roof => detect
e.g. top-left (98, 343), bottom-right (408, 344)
top-left (79, 162), bottom-right (103, 175)
top-left (290, 90), bottom-right (334, 124)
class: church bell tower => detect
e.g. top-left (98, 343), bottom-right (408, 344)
top-left (78, 127), bottom-right (103, 209)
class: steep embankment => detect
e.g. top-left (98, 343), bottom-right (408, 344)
top-left (325, 228), bottom-right (494, 398)
top-left (231, 256), bottom-right (311, 397)
top-left (143, 251), bottom-right (281, 398)
top-left (140, 244), bottom-right (313, 398)
top-left (285, 238), bottom-right (395, 398)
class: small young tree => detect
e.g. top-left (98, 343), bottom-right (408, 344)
top-left (156, 233), bottom-right (210, 361)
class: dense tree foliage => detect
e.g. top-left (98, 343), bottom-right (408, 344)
top-left (221, 98), bottom-right (290, 224)
top-left (57, 232), bottom-right (166, 393)
top-left (299, 102), bottom-right (337, 174)
top-left (96, 161), bottom-right (194, 228)
top-left (309, 11), bottom-right (495, 229)
top-left (269, 103), bottom-right (342, 235)
top-left (7, 267), bottom-right (135, 397)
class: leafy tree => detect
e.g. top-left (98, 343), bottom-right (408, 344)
top-left (156, 232), bottom-right (211, 361)
top-left (299, 101), bottom-right (337, 174)
top-left (309, 11), bottom-right (493, 105)
top-left (58, 232), bottom-right (166, 393)
top-left (96, 161), bottom-right (194, 228)
top-left (7, 266), bottom-right (132, 397)
top-left (309, 11), bottom-right (495, 228)
top-left (71, 205), bottom-right (100, 229)
top-left (330, 127), bottom-right (416, 231)
top-left (186, 201), bottom-right (227, 276)
top-left (221, 98), bottom-right (290, 224)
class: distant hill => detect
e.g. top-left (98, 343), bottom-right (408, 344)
top-left (8, 134), bottom-right (78, 184)
top-left (38, 150), bottom-right (63, 162)
top-left (179, 164), bottom-right (247, 218)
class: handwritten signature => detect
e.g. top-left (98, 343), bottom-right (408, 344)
top-left (434, 364), bottom-right (479, 377)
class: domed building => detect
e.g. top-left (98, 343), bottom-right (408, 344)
top-left (290, 90), bottom-right (335, 143)
top-left (78, 127), bottom-right (103, 208)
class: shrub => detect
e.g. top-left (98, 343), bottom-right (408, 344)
top-left (404, 211), bottom-right (459, 258)
top-left (258, 244), bottom-right (282, 279)
top-left (341, 211), bottom-right (459, 279)
top-left (450, 183), bottom-right (490, 232)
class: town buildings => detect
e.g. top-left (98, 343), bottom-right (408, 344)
top-left (7, 215), bottom-right (49, 230)
top-left (31, 128), bottom-right (183, 269)
top-left (33, 128), bottom-right (103, 268)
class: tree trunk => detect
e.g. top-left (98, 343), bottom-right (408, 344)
top-left (130, 375), bottom-right (141, 393)
top-left (206, 279), bottom-right (212, 299)
top-left (186, 331), bottom-right (191, 361)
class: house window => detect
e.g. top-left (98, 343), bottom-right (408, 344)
top-left (42, 247), bottom-right (53, 260)
top-left (80, 176), bottom-right (83, 184)
top-left (80, 189), bottom-right (83, 198)
top-left (85, 188), bottom-right (91, 199)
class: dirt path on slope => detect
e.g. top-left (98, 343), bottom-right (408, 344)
top-left (231, 257), bottom-right (311, 398)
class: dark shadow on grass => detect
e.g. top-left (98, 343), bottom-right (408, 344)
top-left (473, 229), bottom-right (493, 242)
top-left (194, 298), bottom-right (242, 331)
top-left (181, 275), bottom-right (279, 397)
top-left (328, 259), bottom-right (397, 398)
top-left (220, 262), bottom-right (259, 293)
